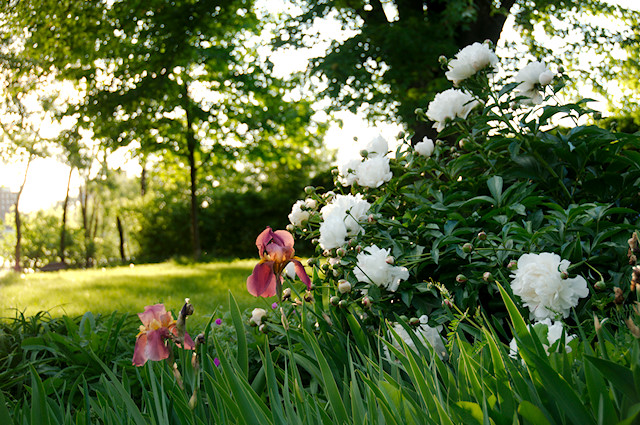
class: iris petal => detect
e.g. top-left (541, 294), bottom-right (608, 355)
top-left (247, 261), bottom-right (278, 297)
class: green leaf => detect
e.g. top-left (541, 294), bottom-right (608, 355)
top-left (0, 388), bottom-right (14, 425)
top-left (518, 401), bottom-right (552, 425)
top-left (304, 329), bottom-right (349, 424)
top-left (585, 356), bottom-right (640, 404)
top-left (229, 291), bottom-right (248, 378)
top-left (487, 176), bottom-right (503, 207)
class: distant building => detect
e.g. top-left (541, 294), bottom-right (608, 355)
top-left (0, 186), bottom-right (18, 225)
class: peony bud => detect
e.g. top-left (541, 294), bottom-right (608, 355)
top-left (594, 280), bottom-right (606, 290)
top-left (330, 296), bottom-right (340, 306)
top-left (368, 214), bottom-right (376, 224)
top-left (336, 247), bottom-right (347, 257)
top-left (304, 186), bottom-right (315, 194)
top-left (477, 231), bottom-right (487, 241)
top-left (282, 287), bottom-right (292, 301)
top-left (409, 317), bottom-right (420, 326)
top-left (360, 149), bottom-right (369, 158)
top-left (560, 271), bottom-right (569, 280)
top-left (462, 243), bottom-right (473, 253)
top-left (482, 271), bottom-right (492, 282)
top-left (338, 300), bottom-right (348, 309)
top-left (456, 274), bottom-right (467, 283)
top-left (361, 296), bottom-right (372, 308)
top-left (385, 256), bottom-right (395, 265)
top-left (338, 280), bottom-right (352, 293)
top-left (286, 224), bottom-right (295, 232)
top-left (442, 299), bottom-right (454, 309)
top-left (507, 260), bottom-right (518, 270)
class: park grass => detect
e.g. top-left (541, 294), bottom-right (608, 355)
top-left (0, 260), bottom-right (274, 327)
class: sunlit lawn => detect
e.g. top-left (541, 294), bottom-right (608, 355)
top-left (0, 260), bottom-right (273, 327)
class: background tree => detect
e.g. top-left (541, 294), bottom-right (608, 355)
top-left (274, 0), bottom-right (640, 142)
top-left (8, 0), bottom-right (326, 261)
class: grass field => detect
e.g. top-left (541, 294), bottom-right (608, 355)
top-left (0, 260), bottom-right (274, 326)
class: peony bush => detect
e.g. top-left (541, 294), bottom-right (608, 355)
top-left (286, 41), bottom-right (640, 341)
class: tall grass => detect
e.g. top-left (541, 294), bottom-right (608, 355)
top-left (0, 260), bottom-right (271, 326)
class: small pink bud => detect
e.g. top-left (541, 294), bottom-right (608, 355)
top-left (507, 260), bottom-right (518, 270)
top-left (442, 299), bottom-right (454, 308)
top-left (361, 296), bottom-right (372, 308)
top-left (477, 231), bottom-right (487, 241)
top-left (355, 245), bottom-right (363, 253)
top-left (385, 256), bottom-right (395, 265)
top-left (462, 243), bottom-right (473, 253)
top-left (215, 318), bottom-right (222, 325)
top-left (336, 248), bottom-right (347, 257)
top-left (560, 271), bottom-right (569, 280)
top-left (368, 215), bottom-right (376, 223)
top-left (594, 280), bottom-right (606, 290)
top-left (482, 272), bottom-right (492, 282)
top-left (323, 249), bottom-right (331, 257)
top-left (409, 317), bottom-right (420, 326)
top-left (456, 274), bottom-right (467, 283)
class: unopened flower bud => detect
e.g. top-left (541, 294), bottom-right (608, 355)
top-left (462, 243), bottom-right (473, 253)
top-left (323, 249), bottom-right (331, 257)
top-left (361, 296), bottom-right (372, 308)
top-left (311, 238), bottom-right (319, 245)
top-left (414, 108), bottom-right (424, 116)
top-left (409, 317), bottom-right (420, 326)
top-left (355, 245), bottom-right (363, 253)
top-left (286, 224), bottom-right (295, 232)
top-left (456, 274), bottom-right (467, 283)
top-left (399, 315), bottom-right (408, 322)
top-left (442, 299), bottom-right (454, 308)
top-left (338, 300), bottom-right (348, 309)
top-left (507, 260), bottom-right (518, 270)
top-left (477, 231), bottom-right (487, 241)
top-left (360, 149), bottom-right (369, 158)
top-left (385, 256), bottom-right (395, 265)
top-left (330, 296), bottom-right (340, 306)
top-left (304, 291), bottom-right (314, 303)
top-left (304, 186), bottom-right (315, 194)
top-left (458, 138), bottom-right (468, 149)
top-left (482, 271), bottom-right (492, 282)
top-left (560, 271), bottom-right (569, 280)
top-left (558, 66), bottom-right (565, 74)
top-left (338, 280), bottom-right (352, 294)
top-left (307, 257), bottom-right (318, 266)
top-left (336, 247), bottom-right (347, 257)
top-left (368, 214), bottom-right (376, 223)
top-left (323, 191), bottom-right (335, 201)
top-left (331, 168), bottom-right (339, 175)
top-left (435, 139), bottom-right (444, 146)
top-left (282, 287), bottom-right (292, 301)
top-left (259, 324), bottom-right (266, 333)
top-left (594, 280), bottom-right (606, 290)
top-left (438, 55), bottom-right (448, 65)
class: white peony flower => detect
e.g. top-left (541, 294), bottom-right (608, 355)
top-left (515, 61), bottom-right (554, 104)
top-left (318, 214), bottom-right (349, 250)
top-left (304, 198), bottom-right (317, 209)
top-left (426, 88), bottom-right (479, 132)
top-left (354, 245), bottom-right (409, 292)
top-left (284, 262), bottom-right (297, 280)
top-left (414, 137), bottom-right (435, 157)
top-left (321, 194), bottom-right (371, 236)
top-left (363, 134), bottom-right (389, 158)
top-left (509, 319), bottom-right (575, 357)
top-left (510, 252), bottom-right (588, 321)
top-left (288, 200), bottom-right (310, 227)
top-left (445, 42), bottom-right (499, 85)
top-left (337, 158), bottom-right (361, 186)
top-left (355, 155), bottom-right (393, 188)
top-left (389, 315), bottom-right (446, 359)
top-left (250, 308), bottom-right (267, 326)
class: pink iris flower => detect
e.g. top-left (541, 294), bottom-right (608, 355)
top-left (132, 304), bottom-right (195, 366)
top-left (247, 227), bottom-right (311, 298)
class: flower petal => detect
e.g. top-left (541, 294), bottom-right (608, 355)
top-left (137, 304), bottom-right (168, 327)
top-left (255, 227), bottom-right (274, 258)
top-left (144, 329), bottom-right (170, 362)
top-left (247, 261), bottom-right (277, 297)
top-left (292, 259), bottom-right (311, 290)
top-left (132, 334), bottom-right (149, 366)
top-left (272, 230), bottom-right (294, 250)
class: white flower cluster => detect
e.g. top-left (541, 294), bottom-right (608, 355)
top-left (509, 319), bottom-right (576, 357)
top-left (510, 252), bottom-right (588, 321)
top-left (354, 245), bottom-right (409, 292)
top-left (414, 136), bottom-right (435, 157)
top-left (426, 88), bottom-right (479, 132)
top-left (288, 198), bottom-right (317, 227)
top-left (515, 61), bottom-right (554, 104)
top-left (337, 135), bottom-right (393, 188)
top-left (318, 194), bottom-right (371, 250)
top-left (389, 315), bottom-right (447, 359)
top-left (445, 42), bottom-right (499, 85)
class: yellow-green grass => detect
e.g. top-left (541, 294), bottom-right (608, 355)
top-left (0, 260), bottom-right (274, 327)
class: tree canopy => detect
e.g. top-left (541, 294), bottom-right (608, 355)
top-left (273, 0), bottom-right (640, 142)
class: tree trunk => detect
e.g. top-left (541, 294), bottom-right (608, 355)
top-left (116, 214), bottom-right (126, 262)
top-left (59, 166), bottom-right (73, 263)
top-left (183, 84), bottom-right (201, 260)
top-left (140, 155), bottom-right (147, 196)
top-left (14, 154), bottom-right (33, 272)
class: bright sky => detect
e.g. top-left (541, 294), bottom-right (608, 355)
top-left (0, 0), bottom-right (635, 213)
